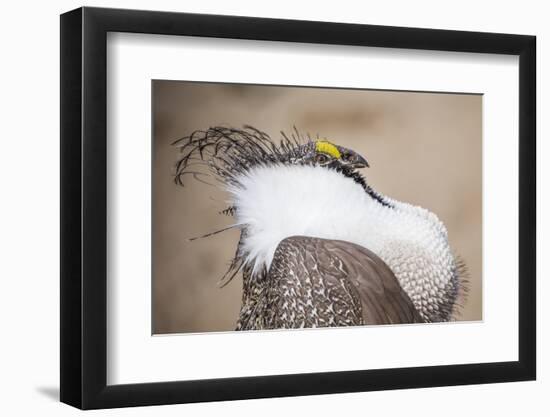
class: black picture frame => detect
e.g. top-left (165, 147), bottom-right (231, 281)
top-left (60, 6), bottom-right (536, 410)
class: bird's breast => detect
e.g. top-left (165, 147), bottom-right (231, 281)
top-left (228, 164), bottom-right (457, 320)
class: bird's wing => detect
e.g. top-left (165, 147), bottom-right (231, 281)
top-left (264, 235), bottom-right (423, 329)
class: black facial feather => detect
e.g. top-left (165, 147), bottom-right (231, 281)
top-left (336, 166), bottom-right (394, 208)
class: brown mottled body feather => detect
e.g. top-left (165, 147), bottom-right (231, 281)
top-left (236, 236), bottom-right (422, 330)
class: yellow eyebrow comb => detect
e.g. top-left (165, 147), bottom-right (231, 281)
top-left (315, 140), bottom-right (341, 159)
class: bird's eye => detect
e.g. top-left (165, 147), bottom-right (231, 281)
top-left (315, 153), bottom-right (329, 164)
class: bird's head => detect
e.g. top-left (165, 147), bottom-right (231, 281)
top-left (294, 140), bottom-right (369, 170)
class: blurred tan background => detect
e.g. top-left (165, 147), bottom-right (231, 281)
top-left (152, 81), bottom-right (482, 334)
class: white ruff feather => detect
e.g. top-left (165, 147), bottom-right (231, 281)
top-left (227, 164), bottom-right (456, 311)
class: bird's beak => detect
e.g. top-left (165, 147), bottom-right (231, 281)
top-left (336, 145), bottom-right (370, 169)
top-left (351, 154), bottom-right (369, 169)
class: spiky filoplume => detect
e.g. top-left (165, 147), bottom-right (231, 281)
top-left (173, 126), bottom-right (468, 329)
top-left (174, 125), bottom-right (304, 187)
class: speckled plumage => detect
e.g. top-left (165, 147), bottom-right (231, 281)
top-left (236, 236), bottom-right (422, 330)
top-left (173, 126), bottom-right (468, 328)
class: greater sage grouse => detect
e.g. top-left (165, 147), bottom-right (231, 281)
top-left (174, 126), bottom-right (467, 330)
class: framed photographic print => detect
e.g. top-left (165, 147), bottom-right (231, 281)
top-left (60, 6), bottom-right (536, 409)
